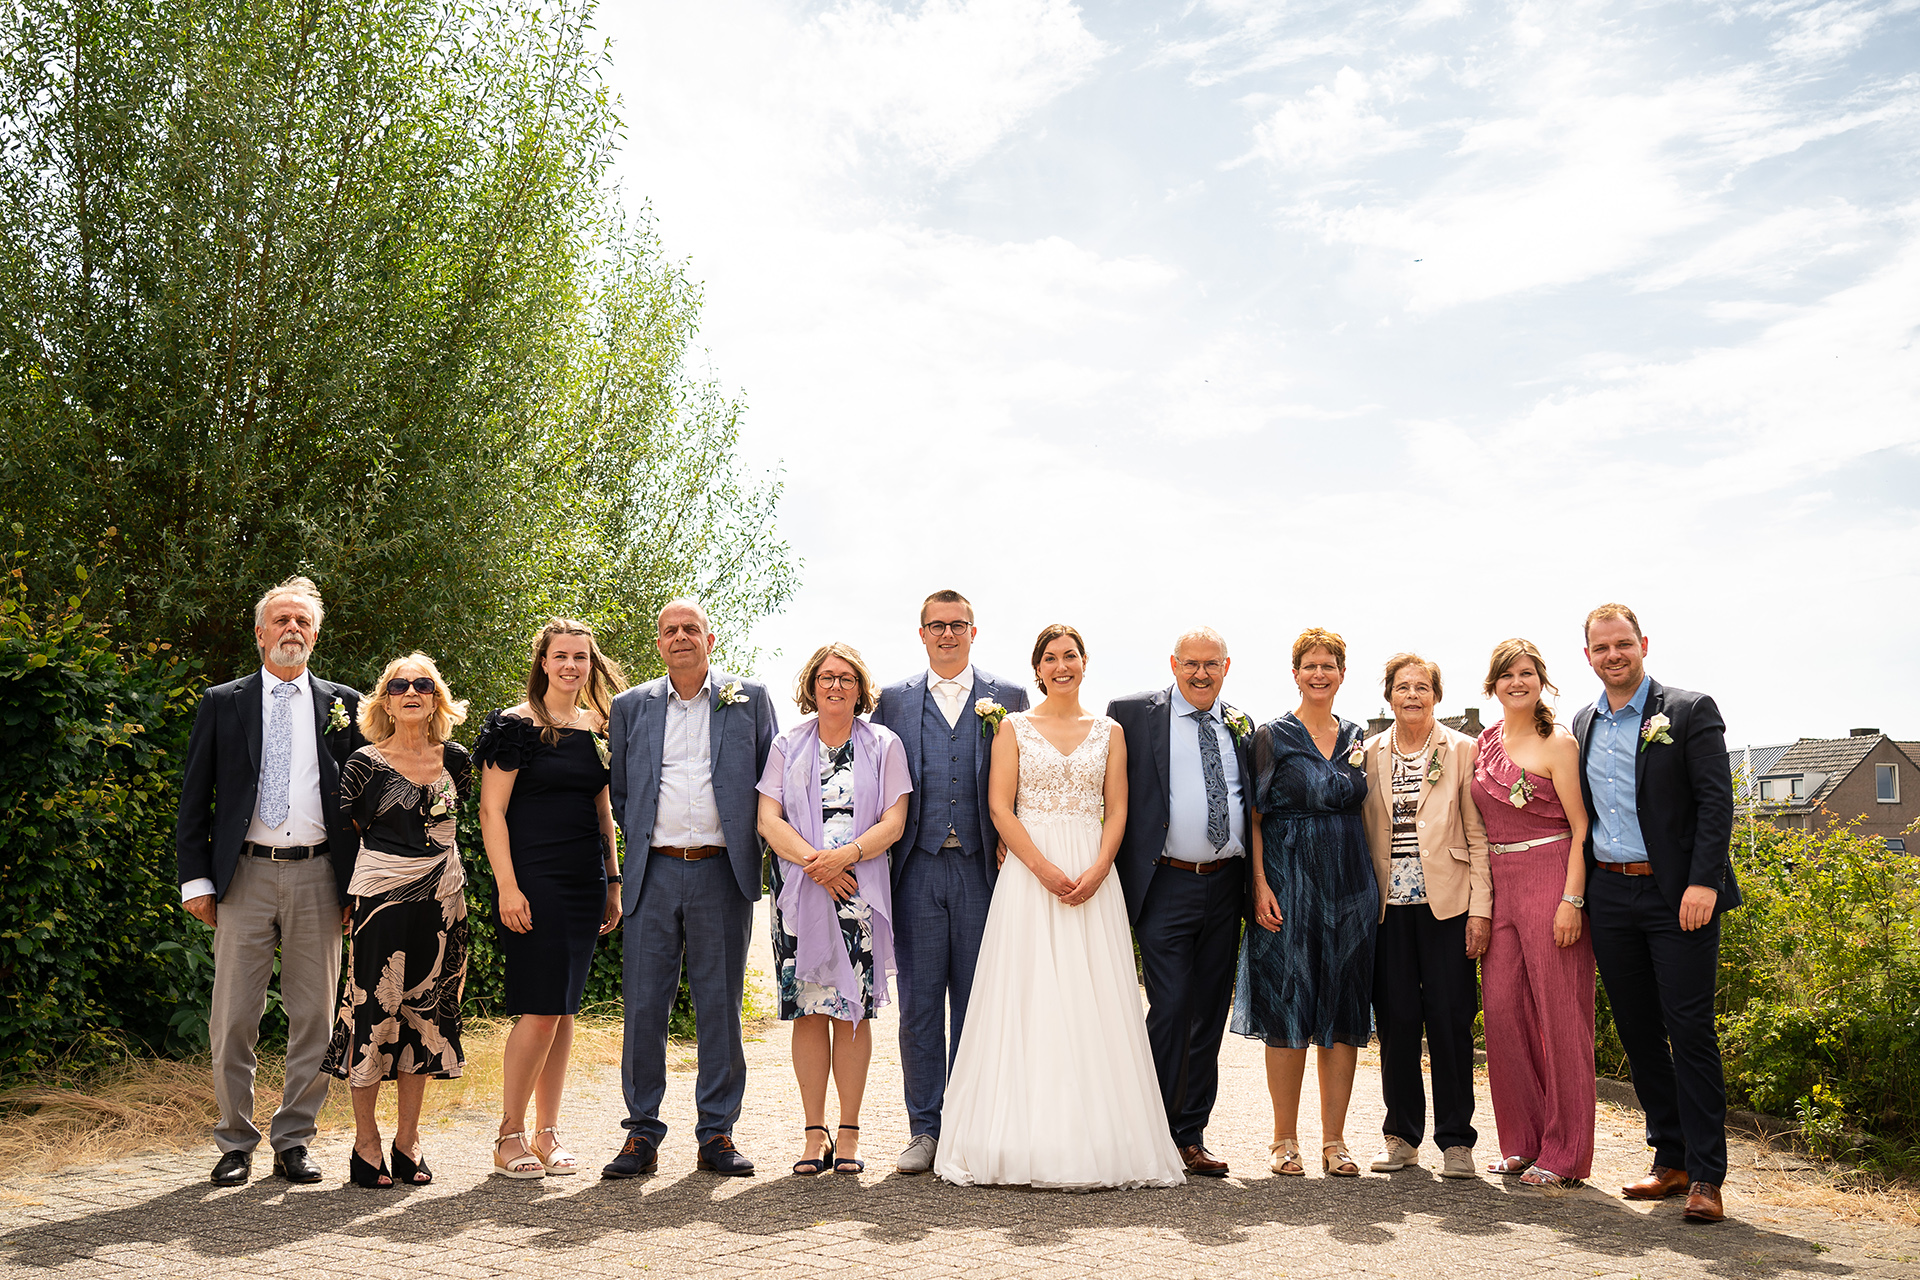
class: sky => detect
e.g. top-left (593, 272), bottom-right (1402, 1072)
top-left (596, 0), bottom-right (1920, 747)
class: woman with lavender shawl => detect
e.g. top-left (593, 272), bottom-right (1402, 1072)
top-left (757, 642), bottom-right (911, 1178)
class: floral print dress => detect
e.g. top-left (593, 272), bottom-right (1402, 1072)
top-left (770, 739), bottom-right (877, 1021)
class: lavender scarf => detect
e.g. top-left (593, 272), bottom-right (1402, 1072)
top-left (757, 716), bottom-right (910, 1023)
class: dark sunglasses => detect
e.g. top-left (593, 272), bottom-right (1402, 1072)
top-left (385, 677), bottom-right (437, 696)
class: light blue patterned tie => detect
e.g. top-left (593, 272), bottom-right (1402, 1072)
top-left (259, 682), bottom-right (298, 829)
top-left (1189, 709), bottom-right (1230, 852)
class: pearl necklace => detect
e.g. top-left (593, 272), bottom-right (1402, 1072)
top-left (1390, 721), bottom-right (1435, 761)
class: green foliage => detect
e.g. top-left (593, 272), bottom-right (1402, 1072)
top-left (0, 0), bottom-right (797, 714)
top-left (0, 536), bottom-right (209, 1072)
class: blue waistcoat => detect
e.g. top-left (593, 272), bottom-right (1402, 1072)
top-left (916, 687), bottom-right (983, 855)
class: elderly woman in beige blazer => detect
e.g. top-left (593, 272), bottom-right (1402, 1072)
top-left (1359, 653), bottom-right (1491, 1182)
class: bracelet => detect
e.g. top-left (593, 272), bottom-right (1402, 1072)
top-left (852, 838), bottom-right (865, 858)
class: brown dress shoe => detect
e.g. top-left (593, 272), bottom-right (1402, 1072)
top-left (1179, 1145), bottom-right (1229, 1177)
top-left (1683, 1182), bottom-right (1725, 1222)
top-left (1621, 1165), bottom-right (1690, 1200)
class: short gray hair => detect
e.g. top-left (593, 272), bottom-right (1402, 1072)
top-left (656, 597), bottom-right (712, 634)
top-left (1172, 626), bottom-right (1228, 659)
top-left (254, 576), bottom-right (325, 630)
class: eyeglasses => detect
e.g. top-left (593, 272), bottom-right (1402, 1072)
top-left (386, 677), bottom-right (437, 696)
top-left (922, 620), bottom-right (971, 636)
top-left (1177, 661), bottom-right (1225, 676)
top-left (815, 673), bottom-right (861, 690)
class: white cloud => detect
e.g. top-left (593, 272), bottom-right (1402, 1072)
top-left (1635, 201), bottom-right (1874, 290)
top-left (1235, 64), bottom-right (1431, 171)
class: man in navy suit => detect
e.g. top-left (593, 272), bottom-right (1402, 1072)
top-left (1573, 603), bottom-right (1738, 1223)
top-left (1107, 627), bottom-right (1253, 1177)
top-left (602, 600), bottom-right (778, 1179)
top-left (871, 589), bottom-right (1029, 1174)
top-left (176, 576), bottom-right (366, 1186)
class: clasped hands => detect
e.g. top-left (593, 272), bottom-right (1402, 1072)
top-left (1034, 859), bottom-right (1107, 907)
top-left (802, 845), bottom-right (861, 901)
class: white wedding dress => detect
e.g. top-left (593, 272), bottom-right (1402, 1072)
top-left (934, 712), bottom-right (1185, 1190)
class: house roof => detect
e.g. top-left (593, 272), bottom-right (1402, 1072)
top-left (1728, 743), bottom-right (1793, 802)
top-left (1762, 735), bottom-right (1888, 809)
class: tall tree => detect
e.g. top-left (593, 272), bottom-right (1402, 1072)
top-left (0, 0), bottom-right (795, 705)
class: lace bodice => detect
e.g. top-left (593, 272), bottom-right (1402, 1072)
top-left (1011, 712), bottom-right (1112, 821)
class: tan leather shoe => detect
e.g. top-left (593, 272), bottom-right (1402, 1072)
top-left (1180, 1144), bottom-right (1229, 1177)
top-left (1683, 1182), bottom-right (1725, 1222)
top-left (1622, 1165), bottom-right (1690, 1200)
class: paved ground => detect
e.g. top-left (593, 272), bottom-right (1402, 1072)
top-left (4, 908), bottom-right (1917, 1278)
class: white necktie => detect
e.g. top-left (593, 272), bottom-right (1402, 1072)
top-left (934, 679), bottom-right (964, 728)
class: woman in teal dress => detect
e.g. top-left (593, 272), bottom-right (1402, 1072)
top-left (1235, 627), bottom-right (1376, 1179)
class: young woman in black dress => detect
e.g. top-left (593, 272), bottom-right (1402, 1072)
top-left (474, 619), bottom-right (627, 1178)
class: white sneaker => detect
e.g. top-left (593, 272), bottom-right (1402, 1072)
top-left (1370, 1136), bottom-right (1420, 1172)
top-left (895, 1133), bottom-right (938, 1175)
top-left (1440, 1146), bottom-right (1477, 1179)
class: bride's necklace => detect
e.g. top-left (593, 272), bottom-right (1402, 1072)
top-left (1390, 721), bottom-right (1435, 760)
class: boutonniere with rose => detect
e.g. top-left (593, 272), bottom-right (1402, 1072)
top-left (1640, 712), bottom-right (1673, 753)
top-left (326, 697), bottom-right (349, 733)
top-left (427, 776), bottom-right (458, 817)
top-left (1221, 704), bottom-right (1253, 743)
top-left (1509, 767), bottom-right (1536, 809)
top-left (1346, 736), bottom-right (1366, 768)
top-left (1427, 748), bottom-right (1445, 785)
top-left (716, 681), bottom-right (748, 708)
top-left (591, 732), bottom-right (611, 769)
top-left (975, 696), bottom-right (1008, 739)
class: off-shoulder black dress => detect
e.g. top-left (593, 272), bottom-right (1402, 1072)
top-left (472, 711), bottom-right (611, 1015)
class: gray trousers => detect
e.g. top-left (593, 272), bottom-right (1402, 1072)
top-left (209, 853), bottom-right (343, 1154)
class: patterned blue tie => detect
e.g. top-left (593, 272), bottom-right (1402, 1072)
top-left (259, 682), bottom-right (298, 829)
top-left (1189, 709), bottom-right (1230, 852)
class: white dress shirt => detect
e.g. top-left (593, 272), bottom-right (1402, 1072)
top-left (1164, 686), bottom-right (1246, 864)
top-left (927, 665), bottom-right (975, 729)
top-left (654, 672), bottom-right (726, 847)
top-left (181, 668), bottom-right (326, 902)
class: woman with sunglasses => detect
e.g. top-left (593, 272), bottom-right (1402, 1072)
top-left (756, 643), bottom-right (910, 1176)
top-left (473, 619), bottom-right (627, 1178)
top-left (321, 653), bottom-right (472, 1188)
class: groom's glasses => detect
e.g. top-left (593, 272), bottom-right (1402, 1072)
top-left (385, 677), bottom-right (437, 695)
top-left (922, 620), bottom-right (971, 636)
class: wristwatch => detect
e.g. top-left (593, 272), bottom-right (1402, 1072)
top-left (1561, 893), bottom-right (1585, 909)
top-left (606, 874), bottom-right (623, 885)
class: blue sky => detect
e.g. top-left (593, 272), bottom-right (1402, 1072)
top-left (599, 0), bottom-right (1920, 747)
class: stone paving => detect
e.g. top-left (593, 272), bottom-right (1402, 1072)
top-left (4, 909), bottom-right (1917, 1278)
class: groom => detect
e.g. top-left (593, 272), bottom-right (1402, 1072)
top-left (1107, 626), bottom-right (1252, 1177)
top-left (872, 589), bottom-right (1028, 1174)
top-left (602, 599), bottom-right (778, 1179)
top-left (1573, 603), bottom-right (1738, 1223)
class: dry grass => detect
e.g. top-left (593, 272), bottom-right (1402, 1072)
top-left (1748, 1168), bottom-right (1920, 1227)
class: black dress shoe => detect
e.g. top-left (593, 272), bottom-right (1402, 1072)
top-left (211, 1150), bottom-right (252, 1186)
top-left (601, 1132), bottom-right (659, 1179)
top-left (272, 1146), bottom-right (323, 1184)
top-left (696, 1135), bottom-right (756, 1177)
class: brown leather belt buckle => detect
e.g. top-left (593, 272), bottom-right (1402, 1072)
top-left (1157, 855), bottom-right (1221, 875)
top-left (1598, 860), bottom-right (1653, 876)
top-left (651, 844), bottom-right (725, 861)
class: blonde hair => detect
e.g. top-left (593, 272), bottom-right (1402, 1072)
top-left (1483, 638), bottom-right (1556, 738)
top-left (1382, 652), bottom-right (1442, 703)
top-left (527, 618), bottom-right (628, 744)
top-left (360, 652), bottom-right (469, 744)
top-left (1583, 602), bottom-right (1642, 642)
top-left (794, 642), bottom-right (877, 715)
top-left (253, 575), bottom-right (324, 629)
top-left (1291, 627), bottom-right (1346, 670)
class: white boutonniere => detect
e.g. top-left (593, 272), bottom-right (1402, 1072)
top-left (1640, 713), bottom-right (1673, 753)
top-left (1221, 704), bottom-right (1253, 743)
top-left (716, 680), bottom-right (748, 708)
top-left (975, 696), bottom-right (1008, 739)
top-left (1509, 767), bottom-right (1535, 809)
top-left (326, 697), bottom-right (349, 733)
top-left (1346, 737), bottom-right (1366, 768)
top-left (1427, 748), bottom-right (1445, 785)
top-left (591, 731), bottom-right (611, 769)
top-left (427, 776), bottom-right (458, 817)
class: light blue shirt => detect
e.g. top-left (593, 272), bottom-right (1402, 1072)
top-left (1587, 676), bottom-right (1652, 864)
top-left (1166, 687), bottom-right (1246, 863)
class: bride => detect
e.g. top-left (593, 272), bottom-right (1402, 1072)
top-left (934, 624), bottom-right (1185, 1190)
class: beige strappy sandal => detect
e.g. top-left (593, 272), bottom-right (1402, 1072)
top-left (1269, 1139), bottom-right (1305, 1176)
top-left (492, 1130), bottom-right (545, 1179)
top-left (1322, 1142), bottom-right (1360, 1177)
top-left (533, 1126), bottom-right (578, 1176)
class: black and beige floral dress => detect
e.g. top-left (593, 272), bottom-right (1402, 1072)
top-left (322, 741), bottom-right (473, 1085)
top-left (769, 739), bottom-right (877, 1022)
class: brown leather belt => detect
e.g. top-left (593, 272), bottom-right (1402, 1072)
top-left (245, 841), bottom-right (327, 861)
top-left (1596, 861), bottom-right (1654, 876)
top-left (1157, 855), bottom-right (1238, 875)
top-left (651, 844), bottom-right (725, 861)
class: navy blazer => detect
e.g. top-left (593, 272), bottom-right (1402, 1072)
top-left (872, 667), bottom-right (1029, 886)
top-left (1106, 687), bottom-right (1256, 924)
top-left (1571, 676), bottom-right (1740, 916)
top-left (607, 666), bottom-right (779, 913)
top-left (175, 670), bottom-right (368, 905)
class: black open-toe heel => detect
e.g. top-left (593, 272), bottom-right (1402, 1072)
top-left (833, 1124), bottom-right (864, 1175)
top-left (391, 1142), bottom-right (432, 1186)
top-left (792, 1125), bottom-right (833, 1176)
top-left (349, 1147), bottom-right (393, 1188)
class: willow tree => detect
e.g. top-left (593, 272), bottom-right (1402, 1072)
top-left (0, 0), bottom-right (794, 706)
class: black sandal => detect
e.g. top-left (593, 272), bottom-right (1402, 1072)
top-left (391, 1142), bottom-right (432, 1186)
top-left (833, 1124), bottom-right (864, 1175)
top-left (792, 1125), bottom-right (833, 1176)
top-left (349, 1147), bottom-right (393, 1188)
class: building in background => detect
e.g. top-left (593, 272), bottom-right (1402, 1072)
top-left (1730, 730), bottom-right (1919, 850)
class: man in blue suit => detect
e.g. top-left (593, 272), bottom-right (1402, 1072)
top-left (871, 589), bottom-right (1029, 1174)
top-left (602, 600), bottom-right (778, 1179)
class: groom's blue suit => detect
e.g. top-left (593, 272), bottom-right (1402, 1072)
top-left (609, 665), bottom-right (777, 1146)
top-left (872, 667), bottom-right (1028, 1140)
